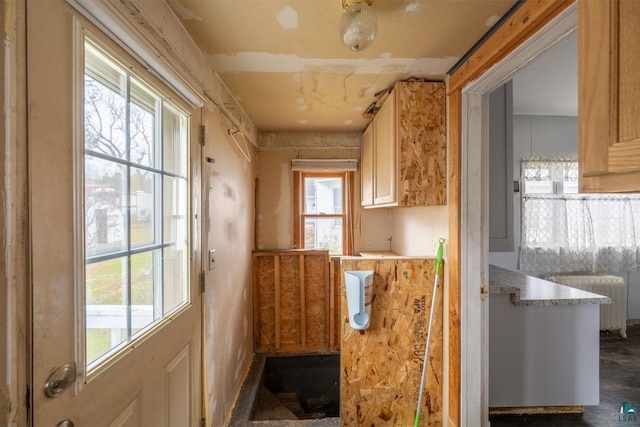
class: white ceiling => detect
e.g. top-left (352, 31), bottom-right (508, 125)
top-left (169, 0), bottom-right (518, 132)
top-left (512, 31), bottom-right (577, 117)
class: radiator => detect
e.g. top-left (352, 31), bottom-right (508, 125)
top-left (545, 274), bottom-right (627, 338)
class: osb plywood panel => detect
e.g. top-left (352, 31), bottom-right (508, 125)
top-left (279, 255), bottom-right (302, 347)
top-left (253, 250), bottom-right (331, 353)
top-left (304, 254), bottom-right (329, 347)
top-left (254, 255), bottom-right (276, 350)
top-left (341, 258), bottom-right (442, 427)
top-left (398, 82), bottom-right (447, 207)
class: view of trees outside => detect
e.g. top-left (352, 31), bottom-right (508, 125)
top-left (83, 42), bottom-right (188, 366)
top-left (303, 177), bottom-right (344, 255)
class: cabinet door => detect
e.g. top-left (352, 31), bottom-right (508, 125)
top-left (579, 0), bottom-right (640, 192)
top-left (374, 90), bottom-right (397, 205)
top-left (361, 123), bottom-right (374, 206)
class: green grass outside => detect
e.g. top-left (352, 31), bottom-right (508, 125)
top-left (86, 222), bottom-right (155, 364)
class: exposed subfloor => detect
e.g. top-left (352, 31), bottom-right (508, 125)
top-left (228, 324), bottom-right (639, 426)
top-left (490, 321), bottom-right (640, 427)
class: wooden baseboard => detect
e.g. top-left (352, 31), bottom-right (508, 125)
top-left (489, 406), bottom-right (584, 416)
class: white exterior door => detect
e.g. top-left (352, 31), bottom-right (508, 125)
top-left (28, 1), bottom-right (201, 426)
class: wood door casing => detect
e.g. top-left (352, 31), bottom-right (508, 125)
top-left (448, 1), bottom-right (576, 425)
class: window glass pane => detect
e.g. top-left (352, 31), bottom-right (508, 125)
top-left (163, 176), bottom-right (188, 244)
top-left (130, 168), bottom-right (160, 248)
top-left (85, 155), bottom-right (128, 257)
top-left (84, 71), bottom-right (127, 160)
top-left (304, 217), bottom-right (343, 255)
top-left (523, 179), bottom-right (553, 195)
top-left (563, 180), bottom-right (579, 194)
top-left (163, 104), bottom-right (188, 177)
top-left (131, 250), bottom-right (159, 334)
top-left (129, 79), bottom-right (159, 168)
top-left (304, 177), bottom-right (342, 214)
top-left (163, 245), bottom-right (188, 314)
top-left (86, 257), bottom-right (128, 365)
top-left (83, 39), bottom-right (190, 372)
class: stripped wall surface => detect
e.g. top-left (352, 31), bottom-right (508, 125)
top-left (202, 107), bottom-right (257, 425)
top-left (256, 132), bottom-right (392, 254)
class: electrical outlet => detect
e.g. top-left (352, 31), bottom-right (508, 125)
top-left (208, 249), bottom-right (216, 271)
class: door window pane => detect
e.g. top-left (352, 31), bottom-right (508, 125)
top-left (85, 257), bottom-right (128, 364)
top-left (129, 79), bottom-right (158, 168)
top-left (131, 250), bottom-right (158, 334)
top-left (163, 246), bottom-right (188, 314)
top-left (130, 168), bottom-right (160, 249)
top-left (163, 104), bottom-right (188, 176)
top-left (163, 176), bottom-right (188, 244)
top-left (85, 156), bottom-right (128, 257)
top-left (83, 39), bottom-right (190, 371)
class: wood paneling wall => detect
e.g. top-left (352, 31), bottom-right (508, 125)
top-left (447, 1), bottom-right (575, 425)
top-left (253, 250), bottom-right (341, 353)
top-left (341, 258), bottom-right (442, 426)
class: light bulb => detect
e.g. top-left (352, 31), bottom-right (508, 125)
top-left (339, 2), bottom-right (377, 52)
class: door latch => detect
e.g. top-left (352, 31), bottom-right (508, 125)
top-left (481, 282), bottom-right (489, 301)
top-left (44, 363), bottom-right (76, 398)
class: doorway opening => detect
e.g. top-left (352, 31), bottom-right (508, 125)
top-left (459, 3), bottom-right (578, 426)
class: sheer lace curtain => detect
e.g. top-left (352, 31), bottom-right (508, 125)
top-left (519, 159), bottom-right (640, 273)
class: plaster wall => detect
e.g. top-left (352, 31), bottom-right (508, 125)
top-left (256, 132), bottom-right (391, 253)
top-left (202, 108), bottom-right (257, 426)
top-left (390, 206), bottom-right (449, 256)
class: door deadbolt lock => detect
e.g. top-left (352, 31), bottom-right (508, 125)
top-left (44, 363), bottom-right (76, 398)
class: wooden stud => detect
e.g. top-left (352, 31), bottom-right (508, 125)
top-left (329, 257), bottom-right (336, 351)
top-left (448, 88), bottom-right (462, 427)
top-left (274, 255), bottom-right (281, 349)
top-left (299, 255), bottom-right (307, 346)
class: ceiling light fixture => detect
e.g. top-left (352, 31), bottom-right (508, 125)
top-left (339, 0), bottom-right (377, 52)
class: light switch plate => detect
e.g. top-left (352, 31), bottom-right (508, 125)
top-left (208, 249), bottom-right (216, 271)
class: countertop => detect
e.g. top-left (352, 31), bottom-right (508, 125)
top-left (489, 265), bottom-right (611, 306)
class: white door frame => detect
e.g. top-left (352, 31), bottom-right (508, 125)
top-left (459, 4), bottom-right (578, 426)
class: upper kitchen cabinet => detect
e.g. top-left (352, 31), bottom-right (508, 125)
top-left (362, 81), bottom-right (446, 208)
top-left (579, 0), bottom-right (640, 192)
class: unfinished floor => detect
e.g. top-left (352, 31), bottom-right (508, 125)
top-left (227, 323), bottom-right (639, 426)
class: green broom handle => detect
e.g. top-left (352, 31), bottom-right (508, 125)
top-left (415, 238), bottom-right (445, 427)
top-left (436, 238), bottom-right (444, 275)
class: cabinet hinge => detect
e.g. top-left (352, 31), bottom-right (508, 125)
top-left (199, 125), bottom-right (206, 146)
top-left (200, 271), bottom-right (206, 293)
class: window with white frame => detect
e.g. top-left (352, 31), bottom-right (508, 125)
top-left (519, 158), bottom-right (640, 273)
top-left (83, 40), bottom-right (190, 369)
top-left (293, 171), bottom-right (354, 256)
